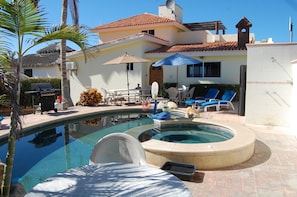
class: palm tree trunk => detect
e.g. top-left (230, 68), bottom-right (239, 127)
top-left (60, 0), bottom-right (73, 107)
top-left (2, 126), bottom-right (17, 196)
top-left (2, 59), bottom-right (22, 197)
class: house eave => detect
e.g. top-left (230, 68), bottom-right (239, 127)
top-left (145, 50), bottom-right (247, 58)
top-left (67, 33), bottom-right (169, 58)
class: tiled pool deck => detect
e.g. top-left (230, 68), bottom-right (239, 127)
top-left (1, 103), bottom-right (297, 197)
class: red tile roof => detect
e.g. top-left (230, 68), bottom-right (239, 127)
top-left (146, 42), bottom-right (245, 53)
top-left (91, 13), bottom-right (178, 31)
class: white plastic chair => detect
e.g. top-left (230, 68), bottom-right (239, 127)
top-left (185, 87), bottom-right (196, 100)
top-left (89, 133), bottom-right (147, 166)
top-left (165, 87), bottom-right (179, 104)
top-left (100, 88), bottom-right (111, 105)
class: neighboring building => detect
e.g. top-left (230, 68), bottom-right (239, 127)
top-left (22, 43), bottom-right (74, 78)
top-left (67, 3), bottom-right (254, 104)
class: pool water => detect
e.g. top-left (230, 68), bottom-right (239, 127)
top-left (139, 124), bottom-right (234, 143)
top-left (152, 129), bottom-right (232, 143)
top-left (0, 113), bottom-right (153, 192)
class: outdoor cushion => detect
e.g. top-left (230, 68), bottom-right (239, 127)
top-left (221, 90), bottom-right (235, 101)
top-left (199, 100), bottom-right (218, 107)
top-left (185, 99), bottom-right (195, 105)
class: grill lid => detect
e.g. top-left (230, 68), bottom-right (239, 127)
top-left (31, 83), bottom-right (53, 91)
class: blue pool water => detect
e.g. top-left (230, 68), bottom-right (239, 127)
top-left (0, 111), bottom-right (233, 192)
top-left (0, 113), bottom-right (153, 192)
top-left (152, 129), bottom-right (232, 143)
top-left (140, 124), bottom-right (234, 143)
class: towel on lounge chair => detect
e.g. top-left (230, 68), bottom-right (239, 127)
top-left (152, 112), bottom-right (171, 120)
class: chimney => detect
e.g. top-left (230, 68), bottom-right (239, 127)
top-left (158, 3), bottom-right (183, 23)
top-left (236, 17), bottom-right (252, 49)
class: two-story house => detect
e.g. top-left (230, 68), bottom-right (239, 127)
top-left (67, 3), bottom-right (254, 104)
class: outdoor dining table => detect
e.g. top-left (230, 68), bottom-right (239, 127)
top-left (26, 162), bottom-right (192, 197)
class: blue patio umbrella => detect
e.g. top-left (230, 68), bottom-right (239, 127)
top-left (152, 53), bottom-right (202, 84)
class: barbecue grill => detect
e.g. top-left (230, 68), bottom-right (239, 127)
top-left (25, 83), bottom-right (60, 114)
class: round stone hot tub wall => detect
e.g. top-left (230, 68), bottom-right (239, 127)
top-left (138, 118), bottom-right (255, 170)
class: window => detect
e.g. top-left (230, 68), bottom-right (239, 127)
top-left (24, 69), bottom-right (33, 77)
top-left (187, 63), bottom-right (203, 77)
top-left (141, 29), bottom-right (155, 35)
top-left (126, 63), bottom-right (134, 71)
top-left (204, 62), bottom-right (221, 77)
top-left (187, 62), bottom-right (221, 78)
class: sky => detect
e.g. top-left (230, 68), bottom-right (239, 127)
top-left (27, 0), bottom-right (297, 54)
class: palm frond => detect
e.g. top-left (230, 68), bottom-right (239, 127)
top-left (0, 0), bottom-right (47, 39)
top-left (32, 25), bottom-right (90, 61)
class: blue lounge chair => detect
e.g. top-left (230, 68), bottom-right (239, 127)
top-left (185, 88), bottom-right (220, 106)
top-left (0, 116), bottom-right (3, 129)
top-left (197, 90), bottom-right (236, 112)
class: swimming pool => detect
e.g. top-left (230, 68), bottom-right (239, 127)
top-left (0, 112), bottom-right (153, 192)
top-left (0, 108), bottom-right (255, 192)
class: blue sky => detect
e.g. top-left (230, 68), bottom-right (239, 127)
top-left (29, 0), bottom-right (297, 53)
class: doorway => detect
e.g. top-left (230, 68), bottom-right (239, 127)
top-left (149, 65), bottom-right (163, 85)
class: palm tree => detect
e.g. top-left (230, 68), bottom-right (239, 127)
top-left (30, 0), bottom-right (79, 107)
top-left (60, 0), bottom-right (79, 107)
top-left (0, 0), bottom-right (89, 196)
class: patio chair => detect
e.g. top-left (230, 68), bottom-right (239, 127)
top-left (89, 133), bottom-right (147, 166)
top-left (185, 88), bottom-right (219, 106)
top-left (197, 90), bottom-right (236, 112)
top-left (185, 87), bottom-right (196, 100)
top-left (101, 88), bottom-right (112, 105)
top-left (165, 87), bottom-right (179, 104)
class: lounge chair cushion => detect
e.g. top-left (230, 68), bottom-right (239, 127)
top-left (185, 99), bottom-right (195, 105)
top-left (199, 100), bottom-right (218, 107)
top-left (221, 90), bottom-right (235, 101)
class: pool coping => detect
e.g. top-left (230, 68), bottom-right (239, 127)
top-left (127, 118), bottom-right (256, 170)
top-left (0, 107), bottom-right (147, 142)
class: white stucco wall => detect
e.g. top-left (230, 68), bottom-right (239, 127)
top-left (290, 59), bottom-right (297, 133)
top-left (246, 43), bottom-right (297, 128)
top-left (99, 26), bottom-right (179, 46)
top-left (176, 31), bottom-right (210, 44)
top-left (23, 66), bottom-right (61, 78)
top-left (160, 54), bottom-right (246, 86)
top-left (68, 43), bottom-right (154, 104)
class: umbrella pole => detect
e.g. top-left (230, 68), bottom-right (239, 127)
top-left (126, 63), bottom-right (130, 103)
top-left (176, 67), bottom-right (179, 86)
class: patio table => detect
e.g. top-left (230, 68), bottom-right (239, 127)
top-left (26, 162), bottom-right (192, 197)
